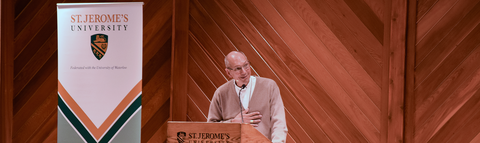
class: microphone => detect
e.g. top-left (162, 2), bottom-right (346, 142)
top-left (239, 84), bottom-right (246, 123)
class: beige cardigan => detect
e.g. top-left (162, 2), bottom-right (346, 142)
top-left (207, 77), bottom-right (288, 142)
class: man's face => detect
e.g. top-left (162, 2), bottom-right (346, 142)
top-left (225, 53), bottom-right (251, 87)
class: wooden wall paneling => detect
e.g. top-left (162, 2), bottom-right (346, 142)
top-left (187, 54), bottom-right (216, 99)
top-left (264, 1), bottom-right (381, 139)
top-left (414, 43), bottom-right (480, 142)
top-left (171, 0), bottom-right (189, 121)
top-left (415, 0), bottom-right (479, 67)
top-left (13, 68), bottom-right (56, 143)
top-left (414, 24), bottom-right (480, 127)
top-left (13, 12), bottom-right (57, 98)
top-left (1, 0), bottom-right (14, 142)
top-left (141, 98), bottom-right (170, 143)
top-left (362, 0), bottom-right (384, 23)
top-left (187, 93), bottom-right (207, 121)
top-left (471, 132), bottom-right (480, 143)
top-left (251, 0), bottom-right (379, 142)
top-left (302, 0), bottom-right (383, 86)
top-left (145, 120), bottom-right (168, 143)
top-left (415, 0), bottom-right (458, 47)
top-left (24, 108), bottom-right (56, 142)
top-left (142, 58), bottom-right (171, 127)
top-left (188, 17), bottom-right (228, 73)
top-left (387, 0), bottom-right (407, 142)
top-left (427, 89), bottom-right (480, 143)
top-left (188, 34), bottom-right (227, 89)
top-left (284, 109), bottom-right (316, 143)
top-left (381, 0), bottom-right (392, 142)
top-left (415, 1), bottom-right (480, 85)
top-left (187, 75), bottom-right (210, 116)
top-left (404, 0), bottom-right (417, 142)
top-left (342, 0), bottom-right (384, 43)
top-left (13, 31), bottom-right (56, 114)
top-left (285, 0), bottom-right (382, 107)
top-left (417, 0), bottom-right (439, 21)
top-left (141, 0), bottom-right (173, 141)
top-left (305, 0), bottom-right (383, 66)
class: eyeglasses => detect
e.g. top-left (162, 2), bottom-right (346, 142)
top-left (227, 62), bottom-right (250, 72)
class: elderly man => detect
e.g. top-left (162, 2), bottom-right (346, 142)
top-left (207, 51), bottom-right (288, 142)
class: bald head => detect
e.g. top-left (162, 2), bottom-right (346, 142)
top-left (224, 51), bottom-right (248, 69)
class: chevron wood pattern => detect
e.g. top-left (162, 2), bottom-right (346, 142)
top-left (11, 0), bottom-right (172, 142)
top-left (6, 0), bottom-right (479, 142)
top-left (413, 0), bottom-right (480, 142)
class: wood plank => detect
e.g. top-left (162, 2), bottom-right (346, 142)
top-left (404, 0), bottom-right (417, 142)
top-left (189, 34), bottom-right (228, 88)
top-left (304, 0), bottom-right (383, 65)
top-left (186, 95), bottom-right (207, 121)
top-left (416, 0), bottom-right (458, 44)
top-left (13, 0), bottom-right (60, 57)
top-left (415, 0), bottom-right (480, 66)
top-left (13, 68), bottom-right (56, 140)
top-left (189, 17), bottom-right (227, 74)
top-left (0, 0), bottom-right (15, 142)
top-left (13, 31), bottom-right (56, 97)
top-left (187, 55), bottom-right (216, 99)
top-left (141, 98), bottom-right (170, 142)
top-left (414, 2), bottom-right (480, 86)
top-left (362, 0), bottom-right (384, 23)
top-left (342, 0), bottom-right (384, 43)
top-left (14, 11), bottom-right (56, 77)
top-left (387, 0), bottom-right (407, 142)
top-left (187, 75), bottom-right (210, 115)
top-left (285, 0), bottom-right (382, 107)
top-left (415, 24), bottom-right (480, 113)
top-left (445, 110), bottom-right (480, 142)
top-left (143, 22), bottom-right (171, 67)
top-left (417, 0), bottom-right (439, 21)
top-left (427, 89), bottom-right (480, 143)
top-left (471, 133), bottom-right (480, 143)
top-left (171, 0), bottom-right (189, 121)
top-left (144, 120), bottom-right (168, 143)
top-left (414, 45), bottom-right (480, 143)
top-left (25, 109), bottom-right (56, 142)
top-left (142, 61), bottom-right (171, 127)
top-left (143, 0), bottom-right (172, 63)
top-left (284, 109), bottom-right (317, 143)
top-left (143, 39), bottom-right (171, 85)
top-left (13, 52), bottom-right (56, 114)
top-left (300, 0), bottom-right (383, 85)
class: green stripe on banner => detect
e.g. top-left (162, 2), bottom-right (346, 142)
top-left (99, 94), bottom-right (142, 143)
top-left (58, 94), bottom-right (97, 142)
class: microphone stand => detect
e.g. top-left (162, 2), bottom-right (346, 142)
top-left (239, 84), bottom-right (246, 123)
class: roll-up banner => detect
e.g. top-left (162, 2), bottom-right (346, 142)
top-left (57, 3), bottom-right (143, 143)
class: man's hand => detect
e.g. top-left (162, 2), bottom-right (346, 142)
top-left (232, 108), bottom-right (262, 127)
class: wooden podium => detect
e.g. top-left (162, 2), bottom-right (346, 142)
top-left (167, 121), bottom-right (270, 143)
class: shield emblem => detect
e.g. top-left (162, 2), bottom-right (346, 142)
top-left (91, 34), bottom-right (108, 60)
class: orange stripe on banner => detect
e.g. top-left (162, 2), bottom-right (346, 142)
top-left (96, 80), bottom-right (142, 138)
top-left (58, 80), bottom-right (98, 138)
top-left (58, 80), bottom-right (142, 140)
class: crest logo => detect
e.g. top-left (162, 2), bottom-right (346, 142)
top-left (91, 34), bottom-right (108, 60)
top-left (177, 131), bottom-right (186, 143)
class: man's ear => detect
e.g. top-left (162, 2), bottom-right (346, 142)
top-left (225, 68), bottom-right (232, 78)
